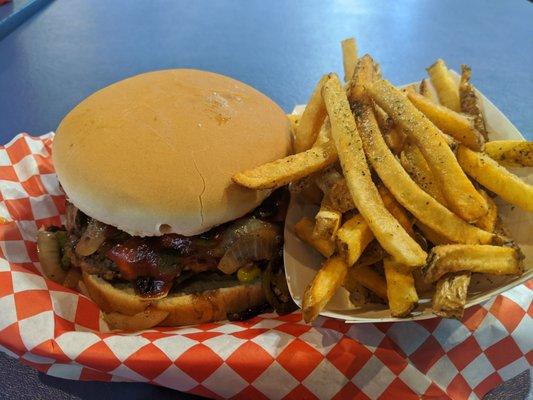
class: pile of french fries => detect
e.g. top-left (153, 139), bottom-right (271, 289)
top-left (233, 38), bottom-right (532, 321)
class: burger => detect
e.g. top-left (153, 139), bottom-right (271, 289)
top-left (37, 69), bottom-right (296, 330)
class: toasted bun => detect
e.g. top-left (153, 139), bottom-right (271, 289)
top-left (82, 272), bottom-right (265, 330)
top-left (53, 69), bottom-right (291, 236)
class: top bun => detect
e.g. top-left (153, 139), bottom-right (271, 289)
top-left (53, 69), bottom-right (291, 236)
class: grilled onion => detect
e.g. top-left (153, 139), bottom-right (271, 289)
top-left (217, 223), bottom-right (282, 274)
top-left (37, 229), bottom-right (68, 284)
top-left (75, 219), bottom-right (107, 256)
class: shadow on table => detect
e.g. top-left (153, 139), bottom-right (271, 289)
top-left (38, 374), bottom-right (207, 400)
top-left (0, 351), bottom-right (205, 400)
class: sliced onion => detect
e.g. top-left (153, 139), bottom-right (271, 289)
top-left (213, 218), bottom-right (278, 257)
top-left (37, 229), bottom-right (68, 284)
top-left (75, 219), bottom-right (107, 256)
top-left (217, 225), bottom-right (282, 274)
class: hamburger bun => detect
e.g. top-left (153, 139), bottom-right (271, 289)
top-left (53, 69), bottom-right (291, 237)
top-left (82, 272), bottom-right (265, 331)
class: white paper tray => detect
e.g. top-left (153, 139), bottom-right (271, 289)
top-left (283, 74), bottom-right (532, 323)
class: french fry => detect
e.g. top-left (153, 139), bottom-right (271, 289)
top-left (348, 264), bottom-right (388, 301)
top-left (313, 198), bottom-right (342, 239)
top-left (431, 189), bottom-right (497, 318)
top-left (347, 54), bottom-right (379, 104)
top-left (232, 140), bottom-right (338, 190)
top-left (383, 257), bottom-right (418, 317)
top-left (427, 59), bottom-right (460, 111)
top-left (432, 273), bottom-right (471, 319)
top-left (459, 64), bottom-right (488, 140)
top-left (336, 214), bottom-right (374, 266)
top-left (400, 142), bottom-right (448, 206)
top-left (313, 117), bottom-right (333, 147)
top-left (302, 255), bottom-right (348, 322)
top-left (484, 140), bottom-right (533, 167)
top-left (402, 84), bottom-right (417, 95)
top-left (383, 126), bottom-right (407, 155)
top-left (415, 222), bottom-right (450, 245)
top-left (424, 244), bottom-right (524, 283)
top-left (294, 217), bottom-right (335, 258)
top-left (295, 75), bottom-right (330, 152)
top-left (355, 240), bottom-right (385, 267)
top-left (457, 145), bottom-right (533, 212)
top-left (353, 98), bottom-right (494, 244)
top-left (419, 78), bottom-right (439, 104)
top-left (407, 91), bottom-right (485, 151)
top-left (367, 79), bottom-right (488, 222)
top-left (474, 190), bottom-right (498, 232)
top-left (323, 74), bottom-right (426, 267)
top-left (336, 186), bottom-right (413, 266)
top-left (378, 186), bottom-right (415, 238)
top-left (374, 105), bottom-right (393, 132)
top-left (375, 105), bottom-right (407, 155)
top-left (341, 37), bottom-right (358, 82)
top-left (326, 179), bottom-right (355, 213)
top-left (287, 114), bottom-right (300, 136)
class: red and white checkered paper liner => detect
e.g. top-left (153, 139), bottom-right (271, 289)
top-left (0, 133), bottom-right (531, 400)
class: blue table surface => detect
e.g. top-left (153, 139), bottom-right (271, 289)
top-left (0, 1), bottom-right (532, 399)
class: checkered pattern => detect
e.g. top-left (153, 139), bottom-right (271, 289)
top-left (0, 134), bottom-right (531, 400)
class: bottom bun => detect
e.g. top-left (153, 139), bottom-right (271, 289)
top-left (82, 272), bottom-right (265, 331)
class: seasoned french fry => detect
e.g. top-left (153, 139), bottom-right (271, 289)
top-left (457, 145), bottom-right (533, 212)
top-left (232, 140), bottom-right (338, 190)
top-left (407, 91), bottom-right (485, 151)
top-left (294, 218), bottom-right (335, 258)
top-left (427, 59), bottom-right (460, 111)
top-left (378, 186), bottom-right (415, 238)
top-left (432, 189), bottom-right (497, 318)
top-left (424, 244), bottom-right (523, 283)
top-left (313, 198), bottom-right (342, 239)
top-left (415, 222), bottom-right (451, 245)
top-left (323, 74), bottom-right (426, 267)
top-left (383, 126), bottom-right (407, 155)
top-left (353, 100), bottom-right (494, 244)
top-left (460, 65), bottom-right (488, 140)
top-left (432, 273), bottom-right (471, 319)
top-left (326, 179), bottom-right (355, 213)
top-left (336, 214), bottom-right (374, 266)
top-left (484, 140), bottom-right (533, 167)
top-left (374, 105), bottom-right (393, 132)
top-left (474, 190), bottom-right (498, 232)
top-left (355, 240), bottom-right (385, 267)
top-left (287, 114), bottom-right (300, 136)
top-left (336, 185), bottom-right (413, 266)
top-left (402, 84), bottom-right (417, 95)
top-left (302, 255), bottom-right (348, 322)
top-left (341, 37), bottom-right (358, 82)
top-left (383, 257), bottom-right (418, 317)
top-left (419, 79), bottom-right (439, 104)
top-left (400, 142), bottom-right (448, 206)
top-left (295, 75), bottom-right (330, 152)
top-left (313, 117), bottom-right (333, 147)
top-left (348, 264), bottom-right (388, 301)
top-left (368, 79), bottom-right (488, 222)
top-left (347, 54), bottom-right (379, 104)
